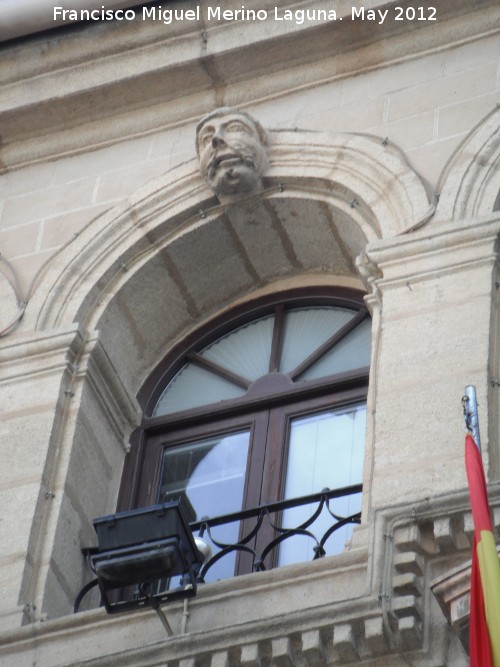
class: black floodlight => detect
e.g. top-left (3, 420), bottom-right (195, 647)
top-left (90, 499), bottom-right (202, 614)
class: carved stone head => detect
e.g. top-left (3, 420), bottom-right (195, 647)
top-left (196, 108), bottom-right (268, 203)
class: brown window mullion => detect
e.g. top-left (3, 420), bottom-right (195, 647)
top-left (268, 304), bottom-right (285, 373)
top-left (236, 409), bottom-right (271, 575)
top-left (186, 351), bottom-right (251, 390)
top-left (251, 404), bottom-right (288, 569)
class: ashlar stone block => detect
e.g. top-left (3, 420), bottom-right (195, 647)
top-left (433, 515), bottom-right (469, 553)
top-left (392, 572), bottom-right (423, 598)
top-left (271, 637), bottom-right (294, 667)
top-left (332, 624), bottom-right (359, 661)
top-left (210, 651), bottom-right (230, 667)
top-left (179, 661), bottom-right (197, 667)
top-left (393, 551), bottom-right (424, 576)
top-left (398, 615), bottom-right (423, 650)
top-left (1, 177), bottom-right (97, 228)
top-left (301, 629), bottom-right (327, 667)
top-left (240, 643), bottom-right (262, 667)
top-left (393, 522), bottom-right (437, 555)
top-left (364, 616), bottom-right (389, 656)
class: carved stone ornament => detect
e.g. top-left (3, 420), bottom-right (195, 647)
top-left (0, 269), bottom-right (21, 336)
top-left (196, 107), bottom-right (268, 203)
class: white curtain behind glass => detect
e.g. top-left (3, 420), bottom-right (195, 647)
top-left (279, 404), bottom-right (366, 565)
top-left (300, 319), bottom-right (371, 381)
top-left (153, 306), bottom-right (370, 417)
top-left (202, 315), bottom-right (275, 380)
top-left (153, 363), bottom-right (246, 416)
top-left (280, 307), bottom-right (355, 373)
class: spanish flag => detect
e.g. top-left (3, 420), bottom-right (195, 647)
top-left (465, 434), bottom-right (500, 666)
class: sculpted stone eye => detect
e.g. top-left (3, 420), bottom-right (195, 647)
top-left (200, 131), bottom-right (213, 147)
top-left (227, 123), bottom-right (248, 133)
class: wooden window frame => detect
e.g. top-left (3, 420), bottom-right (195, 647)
top-left (118, 288), bottom-right (370, 542)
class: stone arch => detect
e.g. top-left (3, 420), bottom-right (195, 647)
top-left (436, 107), bottom-right (500, 221)
top-left (22, 130), bottom-right (430, 618)
top-left (30, 131), bottom-right (430, 327)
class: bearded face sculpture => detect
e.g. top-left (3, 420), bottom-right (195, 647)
top-left (196, 108), bottom-right (268, 203)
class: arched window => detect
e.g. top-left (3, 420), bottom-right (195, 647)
top-left (120, 289), bottom-right (371, 581)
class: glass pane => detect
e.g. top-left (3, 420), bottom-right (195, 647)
top-left (152, 305), bottom-right (370, 417)
top-left (153, 314), bottom-right (275, 416)
top-left (280, 307), bottom-right (356, 374)
top-left (300, 319), bottom-right (371, 381)
top-left (279, 404), bottom-right (366, 566)
top-left (153, 363), bottom-right (246, 416)
top-left (159, 430), bottom-right (251, 581)
top-left (201, 314), bottom-right (274, 381)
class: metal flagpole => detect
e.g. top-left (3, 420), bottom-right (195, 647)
top-left (463, 384), bottom-right (482, 451)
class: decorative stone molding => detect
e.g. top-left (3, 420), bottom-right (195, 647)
top-left (75, 332), bottom-right (142, 448)
top-left (431, 560), bottom-right (472, 652)
top-left (0, 0), bottom-right (496, 170)
top-left (27, 130), bottom-right (430, 335)
top-left (0, 325), bottom-right (140, 441)
top-left (0, 268), bottom-right (21, 337)
top-left (195, 108), bottom-right (269, 204)
top-left (435, 107), bottom-right (500, 222)
top-left (359, 213), bottom-right (500, 291)
top-left (1, 125), bottom-right (433, 628)
top-left (0, 325), bottom-right (81, 381)
top-left (380, 486), bottom-right (500, 656)
top-left (0, 324), bottom-right (142, 626)
top-left (2, 486), bottom-right (495, 666)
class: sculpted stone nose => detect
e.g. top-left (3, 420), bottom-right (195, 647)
top-left (212, 134), bottom-right (225, 149)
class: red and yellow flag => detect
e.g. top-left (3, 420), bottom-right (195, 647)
top-left (465, 434), bottom-right (500, 667)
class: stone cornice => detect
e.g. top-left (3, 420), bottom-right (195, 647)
top-left (0, 0), bottom-right (497, 170)
top-left (360, 213), bottom-right (500, 289)
top-left (0, 325), bottom-right (140, 441)
top-left (0, 325), bottom-right (81, 383)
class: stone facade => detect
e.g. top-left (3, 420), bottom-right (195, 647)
top-left (0, 1), bottom-right (499, 665)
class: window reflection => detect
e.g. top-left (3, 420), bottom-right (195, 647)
top-left (159, 431), bottom-right (250, 581)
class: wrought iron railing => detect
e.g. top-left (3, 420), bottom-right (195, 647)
top-left (191, 483), bottom-right (362, 582)
top-left (75, 483), bottom-right (362, 612)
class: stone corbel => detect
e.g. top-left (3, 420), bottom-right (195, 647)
top-left (431, 560), bottom-right (472, 652)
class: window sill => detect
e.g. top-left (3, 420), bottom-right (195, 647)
top-left (1, 547), bottom-right (371, 667)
